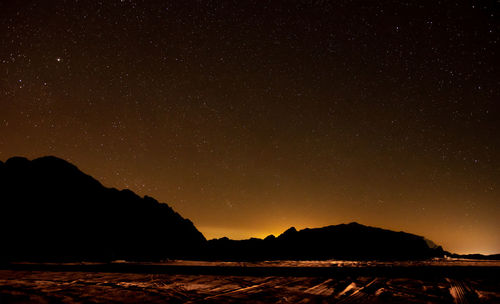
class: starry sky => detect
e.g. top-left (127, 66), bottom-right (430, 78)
top-left (1, 0), bottom-right (499, 254)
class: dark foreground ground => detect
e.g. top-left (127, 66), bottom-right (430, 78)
top-left (0, 260), bottom-right (499, 303)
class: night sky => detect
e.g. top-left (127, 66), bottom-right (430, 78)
top-left (1, 0), bottom-right (499, 254)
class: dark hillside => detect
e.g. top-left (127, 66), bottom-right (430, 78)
top-left (0, 156), bottom-right (206, 261)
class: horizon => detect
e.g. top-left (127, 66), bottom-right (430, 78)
top-left (1, 1), bottom-right (498, 257)
top-left (2, 155), bottom-right (498, 256)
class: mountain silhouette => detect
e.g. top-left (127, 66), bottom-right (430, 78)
top-left (207, 223), bottom-right (445, 261)
top-left (0, 156), bottom-right (206, 262)
top-left (1, 156), bottom-right (451, 262)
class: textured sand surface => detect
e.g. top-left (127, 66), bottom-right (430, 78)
top-left (1, 268), bottom-right (498, 303)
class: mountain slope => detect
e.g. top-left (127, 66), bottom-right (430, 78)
top-left (1, 156), bottom-right (448, 262)
top-left (0, 156), bottom-right (206, 261)
top-left (207, 222), bottom-right (445, 260)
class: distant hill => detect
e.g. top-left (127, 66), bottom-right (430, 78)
top-left (0, 156), bottom-right (465, 262)
top-left (447, 253), bottom-right (500, 261)
top-left (0, 156), bottom-right (206, 262)
top-left (207, 223), bottom-right (446, 261)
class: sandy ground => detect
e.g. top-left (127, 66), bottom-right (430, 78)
top-left (1, 267), bottom-right (499, 303)
top-left (157, 258), bottom-right (500, 268)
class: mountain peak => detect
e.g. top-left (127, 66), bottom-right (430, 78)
top-left (32, 155), bottom-right (75, 167)
top-left (0, 156), bottom-right (206, 262)
top-left (347, 221), bottom-right (362, 226)
top-left (5, 156), bottom-right (30, 166)
top-left (278, 227), bottom-right (298, 239)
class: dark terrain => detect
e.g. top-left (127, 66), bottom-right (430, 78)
top-left (1, 259), bottom-right (499, 304)
top-left (1, 156), bottom-right (445, 262)
top-left (0, 156), bottom-right (206, 261)
top-left (206, 223), bottom-right (445, 261)
top-left (1, 156), bottom-right (498, 303)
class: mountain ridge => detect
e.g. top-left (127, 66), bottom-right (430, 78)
top-left (2, 156), bottom-right (492, 261)
top-left (207, 221), bottom-right (446, 261)
top-left (0, 156), bottom-right (206, 262)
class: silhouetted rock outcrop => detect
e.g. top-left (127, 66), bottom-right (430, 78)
top-left (447, 253), bottom-right (500, 260)
top-left (0, 156), bottom-right (206, 262)
top-left (207, 222), bottom-right (445, 261)
top-left (1, 156), bottom-right (451, 262)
